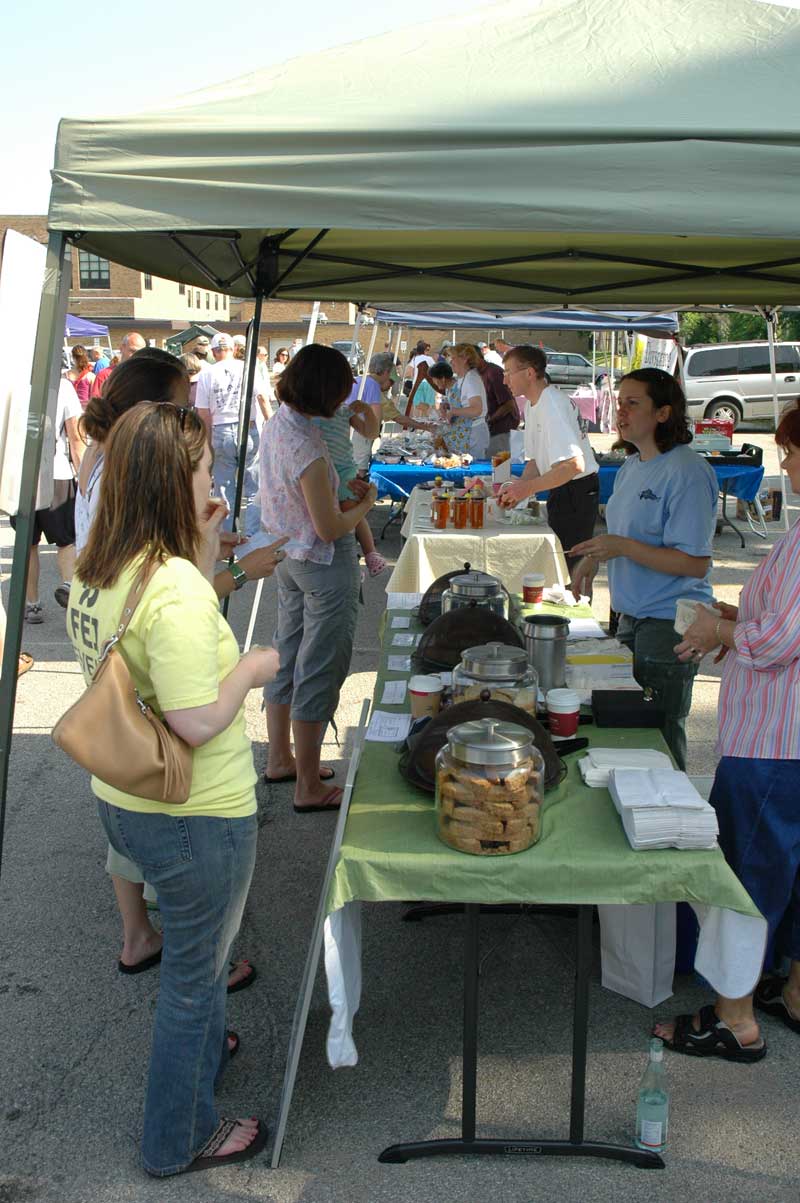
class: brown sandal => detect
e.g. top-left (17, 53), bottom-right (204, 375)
top-left (181, 1118), bottom-right (269, 1174)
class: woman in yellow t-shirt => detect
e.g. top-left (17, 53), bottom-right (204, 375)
top-left (68, 403), bottom-right (278, 1177)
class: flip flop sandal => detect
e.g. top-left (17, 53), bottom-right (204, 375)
top-left (227, 959), bottom-right (258, 995)
top-left (118, 948), bottom-right (163, 975)
top-left (17, 653), bottom-right (33, 677)
top-left (660, 1004), bottom-right (766, 1063)
top-left (754, 975), bottom-right (800, 1034)
top-left (180, 1117), bottom-right (269, 1175)
top-left (293, 786), bottom-right (343, 815)
top-left (264, 767), bottom-right (335, 784)
top-left (226, 1030), bottom-right (240, 1060)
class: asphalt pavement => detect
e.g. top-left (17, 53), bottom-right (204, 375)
top-left (0, 431), bottom-right (797, 1203)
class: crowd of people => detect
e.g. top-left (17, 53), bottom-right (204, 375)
top-left (13, 325), bottom-right (798, 1173)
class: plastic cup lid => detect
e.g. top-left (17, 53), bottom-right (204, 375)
top-left (409, 674), bottom-right (443, 694)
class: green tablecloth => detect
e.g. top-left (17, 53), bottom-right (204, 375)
top-left (327, 604), bottom-right (760, 922)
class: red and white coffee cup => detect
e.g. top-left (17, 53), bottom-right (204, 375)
top-left (522, 572), bottom-right (546, 605)
top-left (546, 688), bottom-right (580, 738)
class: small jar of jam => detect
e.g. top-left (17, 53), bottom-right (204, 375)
top-left (469, 492), bottom-right (485, 529)
top-left (432, 492), bottom-right (450, 529)
top-left (452, 495), bottom-right (468, 529)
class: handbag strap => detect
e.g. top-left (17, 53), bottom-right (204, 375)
top-left (97, 562), bottom-right (159, 666)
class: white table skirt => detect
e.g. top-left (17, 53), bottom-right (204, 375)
top-left (323, 899), bottom-right (766, 1068)
top-left (386, 486), bottom-right (568, 594)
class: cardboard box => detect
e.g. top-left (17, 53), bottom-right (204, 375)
top-left (736, 487), bottom-right (783, 521)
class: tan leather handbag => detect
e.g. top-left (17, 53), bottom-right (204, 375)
top-left (52, 566), bottom-right (193, 804)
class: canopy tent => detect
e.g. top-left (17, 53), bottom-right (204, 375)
top-left (47, 0), bottom-right (800, 308)
top-left (64, 314), bottom-right (109, 339)
top-left (4, 0), bottom-right (800, 889)
top-left (373, 308), bottom-right (680, 334)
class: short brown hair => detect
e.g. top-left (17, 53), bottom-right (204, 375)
top-left (618, 369), bottom-right (692, 452)
top-left (76, 403), bottom-right (206, 589)
top-left (82, 357), bottom-right (189, 443)
top-left (275, 344), bottom-right (353, 417)
top-left (502, 344), bottom-right (546, 377)
top-left (776, 398), bottom-right (800, 451)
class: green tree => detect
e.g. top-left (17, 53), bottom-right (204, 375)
top-left (680, 313), bottom-right (720, 345)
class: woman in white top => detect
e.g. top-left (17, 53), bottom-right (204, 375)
top-left (446, 343), bottom-right (489, 460)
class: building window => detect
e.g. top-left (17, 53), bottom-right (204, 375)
top-left (178, 283), bottom-right (185, 295)
top-left (187, 290), bottom-right (191, 307)
top-left (215, 294), bottom-right (219, 310)
top-left (143, 273), bottom-right (153, 290)
top-left (78, 251), bottom-right (110, 289)
top-left (205, 292), bottom-right (210, 309)
top-left (196, 291), bottom-right (201, 308)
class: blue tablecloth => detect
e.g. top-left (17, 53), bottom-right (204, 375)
top-left (370, 459), bottom-right (765, 505)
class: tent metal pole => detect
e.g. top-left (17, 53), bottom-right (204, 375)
top-left (763, 308), bottom-right (790, 532)
top-left (305, 301), bottom-right (321, 346)
top-left (349, 307), bottom-right (364, 366)
top-left (357, 320), bottom-right (380, 402)
top-left (0, 232), bottom-right (68, 884)
top-left (221, 291), bottom-right (263, 620)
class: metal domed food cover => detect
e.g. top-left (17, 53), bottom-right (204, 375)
top-left (413, 607), bottom-right (523, 673)
top-left (398, 699), bottom-right (565, 795)
top-left (417, 563), bottom-right (474, 627)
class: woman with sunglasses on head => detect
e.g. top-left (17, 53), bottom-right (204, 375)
top-left (68, 403), bottom-right (278, 1175)
top-left (652, 399), bottom-right (800, 1064)
top-left (569, 368), bottom-right (718, 769)
top-left (78, 354), bottom-right (287, 992)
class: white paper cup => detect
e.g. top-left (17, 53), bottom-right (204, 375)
top-left (409, 674), bottom-right (443, 718)
top-left (674, 598), bottom-right (718, 636)
top-left (523, 572), bottom-right (546, 605)
top-left (546, 688), bottom-right (580, 738)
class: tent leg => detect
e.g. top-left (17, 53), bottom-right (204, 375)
top-left (357, 320), bottom-right (380, 402)
top-left (763, 308), bottom-right (790, 533)
top-left (222, 291), bottom-right (263, 620)
top-left (0, 232), bottom-right (68, 883)
top-left (305, 301), bottom-right (321, 346)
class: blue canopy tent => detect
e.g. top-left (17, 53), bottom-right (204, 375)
top-left (64, 314), bottom-right (110, 339)
top-left (373, 308), bottom-right (680, 334)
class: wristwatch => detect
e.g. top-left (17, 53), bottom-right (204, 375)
top-left (228, 558), bottom-right (248, 591)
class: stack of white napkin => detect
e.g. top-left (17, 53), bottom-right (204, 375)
top-left (578, 747), bottom-right (672, 788)
top-left (608, 768), bottom-right (719, 850)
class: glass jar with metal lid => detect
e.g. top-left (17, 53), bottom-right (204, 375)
top-left (452, 641), bottom-right (539, 715)
top-left (435, 718), bottom-right (544, 855)
top-left (441, 571), bottom-right (507, 619)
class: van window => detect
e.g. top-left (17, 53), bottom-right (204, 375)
top-left (686, 347), bottom-right (738, 378)
top-left (776, 345), bottom-right (800, 373)
top-left (738, 346), bottom-right (771, 375)
top-left (567, 355), bottom-right (587, 366)
top-left (548, 354), bottom-right (566, 365)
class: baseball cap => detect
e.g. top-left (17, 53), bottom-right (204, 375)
top-left (477, 341), bottom-right (489, 349)
top-left (232, 334), bottom-right (247, 348)
top-left (210, 333), bottom-right (233, 351)
top-left (193, 335), bottom-right (210, 348)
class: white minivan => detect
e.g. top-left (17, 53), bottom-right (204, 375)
top-left (683, 341), bottom-right (800, 429)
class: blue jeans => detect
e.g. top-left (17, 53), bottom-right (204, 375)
top-left (711, 757), bottom-right (800, 972)
top-left (212, 422), bottom-right (261, 536)
top-left (98, 803), bottom-right (258, 1176)
top-left (616, 614), bottom-right (699, 771)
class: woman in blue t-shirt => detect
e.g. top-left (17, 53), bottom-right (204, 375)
top-left (569, 369), bottom-right (718, 768)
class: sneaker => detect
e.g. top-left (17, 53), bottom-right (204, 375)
top-left (54, 582), bottom-right (70, 609)
top-left (24, 603), bottom-right (43, 624)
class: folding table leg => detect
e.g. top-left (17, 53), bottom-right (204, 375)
top-left (378, 903), bottom-right (663, 1169)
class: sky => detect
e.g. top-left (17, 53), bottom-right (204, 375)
top-left (0, 0), bottom-right (467, 214)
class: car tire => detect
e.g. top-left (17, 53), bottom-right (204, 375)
top-left (704, 398), bottom-right (742, 430)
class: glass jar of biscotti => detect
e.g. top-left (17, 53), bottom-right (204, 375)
top-left (435, 718), bottom-right (544, 855)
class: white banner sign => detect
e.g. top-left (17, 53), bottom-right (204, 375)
top-left (637, 334), bottom-right (679, 374)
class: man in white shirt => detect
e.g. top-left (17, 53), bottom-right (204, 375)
top-left (479, 341), bottom-right (505, 368)
top-left (499, 344), bottom-right (599, 575)
top-left (194, 332), bottom-right (260, 534)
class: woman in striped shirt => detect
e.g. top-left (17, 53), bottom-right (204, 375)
top-left (655, 399), bottom-right (800, 1063)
